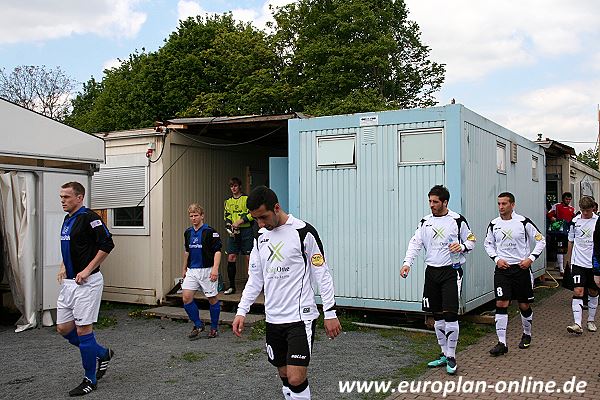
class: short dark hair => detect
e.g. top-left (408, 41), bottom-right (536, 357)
top-left (562, 192), bottom-right (572, 200)
top-left (247, 186), bottom-right (279, 212)
top-left (229, 177), bottom-right (242, 187)
top-left (61, 181), bottom-right (85, 197)
top-left (428, 185), bottom-right (450, 203)
top-left (498, 192), bottom-right (515, 203)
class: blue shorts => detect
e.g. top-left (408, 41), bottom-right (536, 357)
top-left (226, 226), bottom-right (253, 255)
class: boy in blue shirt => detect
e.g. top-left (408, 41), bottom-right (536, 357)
top-left (182, 203), bottom-right (222, 339)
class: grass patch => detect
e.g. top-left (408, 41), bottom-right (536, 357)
top-left (165, 379), bottom-right (177, 384)
top-left (128, 306), bottom-right (153, 319)
top-left (95, 315), bottom-right (117, 329)
top-left (172, 351), bottom-right (207, 363)
top-left (248, 320), bottom-right (266, 340)
top-left (236, 347), bottom-right (264, 362)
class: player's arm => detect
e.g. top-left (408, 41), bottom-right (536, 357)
top-left (459, 217), bottom-right (476, 253)
top-left (224, 199), bottom-right (232, 225)
top-left (484, 222), bottom-right (506, 268)
top-left (565, 221), bottom-right (575, 265)
top-left (520, 219), bottom-right (546, 269)
top-left (208, 229), bottom-right (222, 282)
top-left (76, 214), bottom-right (114, 284)
top-left (401, 222), bottom-right (424, 277)
top-left (547, 204), bottom-right (557, 221)
top-left (182, 230), bottom-right (190, 278)
top-left (304, 229), bottom-right (341, 339)
top-left (57, 262), bottom-right (66, 283)
top-left (592, 218), bottom-right (600, 273)
top-left (233, 240), bottom-right (264, 337)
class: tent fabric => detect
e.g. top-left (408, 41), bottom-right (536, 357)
top-left (0, 171), bottom-right (37, 332)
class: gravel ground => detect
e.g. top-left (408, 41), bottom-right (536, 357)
top-left (0, 308), bottom-right (427, 400)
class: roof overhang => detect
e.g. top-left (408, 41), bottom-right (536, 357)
top-left (0, 98), bottom-right (105, 164)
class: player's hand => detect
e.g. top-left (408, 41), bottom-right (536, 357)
top-left (448, 242), bottom-right (462, 253)
top-left (182, 269), bottom-right (187, 280)
top-left (233, 219), bottom-right (244, 229)
top-left (400, 265), bottom-right (410, 278)
top-left (57, 267), bottom-right (66, 284)
top-left (496, 259), bottom-right (510, 269)
top-left (75, 269), bottom-right (91, 285)
top-left (232, 315), bottom-right (245, 337)
top-left (324, 317), bottom-right (342, 339)
top-left (210, 267), bottom-right (218, 282)
top-left (519, 258), bottom-right (533, 269)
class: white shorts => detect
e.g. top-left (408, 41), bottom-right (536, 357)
top-left (56, 272), bottom-right (104, 326)
top-left (182, 268), bottom-right (218, 298)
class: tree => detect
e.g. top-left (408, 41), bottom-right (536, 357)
top-left (271, 0), bottom-right (445, 115)
top-left (577, 147), bottom-right (599, 170)
top-left (0, 65), bottom-right (76, 121)
top-left (67, 14), bottom-right (286, 132)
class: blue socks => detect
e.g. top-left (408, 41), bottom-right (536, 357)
top-left (63, 328), bottom-right (80, 347)
top-left (78, 333), bottom-right (99, 384)
top-left (64, 328), bottom-right (108, 359)
top-left (209, 302), bottom-right (221, 331)
top-left (183, 301), bottom-right (203, 328)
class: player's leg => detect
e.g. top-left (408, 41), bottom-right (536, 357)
top-left (491, 270), bottom-right (510, 356)
top-left (202, 269), bottom-right (221, 338)
top-left (284, 320), bottom-right (316, 399)
top-left (225, 250), bottom-right (238, 294)
top-left (182, 269), bottom-right (204, 339)
top-left (585, 268), bottom-right (598, 332)
top-left (516, 268), bottom-right (534, 349)
top-left (423, 266), bottom-right (447, 367)
top-left (69, 273), bottom-right (109, 395)
top-left (557, 253), bottom-right (564, 275)
top-left (568, 265), bottom-right (585, 334)
top-left (440, 266), bottom-right (462, 375)
top-left (266, 323), bottom-right (291, 398)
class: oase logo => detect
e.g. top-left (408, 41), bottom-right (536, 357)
top-left (266, 266), bottom-right (290, 274)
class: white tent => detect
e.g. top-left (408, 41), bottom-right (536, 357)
top-left (0, 98), bottom-right (105, 332)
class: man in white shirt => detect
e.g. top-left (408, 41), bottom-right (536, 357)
top-left (400, 185), bottom-right (476, 375)
top-left (566, 196), bottom-right (599, 334)
top-left (232, 186), bottom-right (341, 400)
top-left (484, 192), bottom-right (546, 356)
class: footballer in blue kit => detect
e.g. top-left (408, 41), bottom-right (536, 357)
top-left (56, 182), bottom-right (115, 397)
top-left (181, 203), bottom-right (223, 340)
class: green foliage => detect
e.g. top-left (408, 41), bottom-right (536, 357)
top-left (576, 147), bottom-right (599, 170)
top-left (67, 1), bottom-right (445, 132)
top-left (95, 315), bottom-right (118, 329)
top-left (172, 351), bottom-right (207, 362)
top-left (248, 319), bottom-right (267, 340)
top-left (272, 0), bottom-right (445, 115)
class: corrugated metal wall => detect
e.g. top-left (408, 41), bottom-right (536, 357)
top-left (165, 138), bottom-right (270, 292)
top-left (463, 120), bottom-right (546, 309)
top-left (299, 121), bottom-right (445, 306)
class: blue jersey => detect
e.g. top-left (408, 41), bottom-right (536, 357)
top-left (60, 207), bottom-right (114, 279)
top-left (184, 224), bottom-right (222, 269)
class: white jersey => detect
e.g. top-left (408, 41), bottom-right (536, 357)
top-left (567, 214), bottom-right (598, 268)
top-left (484, 212), bottom-right (546, 265)
top-left (403, 209), bottom-right (476, 267)
top-left (236, 215), bottom-right (337, 324)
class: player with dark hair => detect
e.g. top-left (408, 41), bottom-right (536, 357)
top-left (485, 192), bottom-right (546, 356)
top-left (400, 185), bottom-right (476, 375)
top-left (548, 192), bottom-right (575, 275)
top-left (233, 186), bottom-right (341, 399)
top-left (56, 181), bottom-right (115, 396)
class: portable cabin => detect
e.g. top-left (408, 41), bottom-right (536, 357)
top-left (284, 104), bottom-right (546, 313)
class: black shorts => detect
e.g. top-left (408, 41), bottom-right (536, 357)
top-left (422, 265), bottom-right (463, 313)
top-left (571, 265), bottom-right (599, 290)
top-left (226, 226), bottom-right (253, 255)
top-left (265, 320), bottom-right (317, 367)
top-left (494, 265), bottom-right (534, 303)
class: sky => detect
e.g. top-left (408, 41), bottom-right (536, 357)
top-left (1, 0), bottom-right (599, 153)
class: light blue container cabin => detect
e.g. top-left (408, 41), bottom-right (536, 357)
top-left (282, 104), bottom-right (546, 313)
